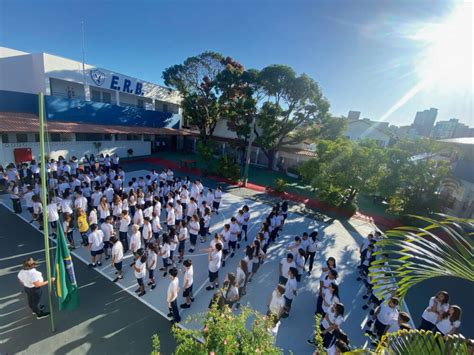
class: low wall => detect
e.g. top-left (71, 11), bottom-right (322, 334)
top-left (0, 140), bottom-right (150, 164)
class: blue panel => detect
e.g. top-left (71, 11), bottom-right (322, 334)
top-left (0, 90), bottom-right (38, 114)
top-left (44, 96), bottom-right (180, 129)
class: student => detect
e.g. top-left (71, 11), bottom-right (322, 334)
top-left (321, 283), bottom-right (340, 317)
top-left (142, 217), bottom-right (153, 244)
top-left (151, 211), bottom-right (162, 242)
top-left (159, 234), bottom-right (172, 277)
top-left (111, 237), bottom-right (124, 282)
top-left (23, 184), bottom-right (35, 222)
top-left (316, 257), bottom-right (337, 313)
top-left (17, 257), bottom-right (54, 319)
top-left (281, 267), bottom-right (298, 318)
top-left (180, 259), bottom-right (194, 309)
top-left (188, 215), bottom-right (200, 253)
top-left (169, 228), bottom-right (178, 264)
top-left (435, 305), bottom-right (462, 336)
top-left (206, 243), bottom-right (223, 291)
top-left (10, 181), bottom-right (22, 213)
top-left (63, 213), bottom-right (75, 249)
top-left (132, 249), bottom-right (147, 297)
top-left (295, 248), bottom-right (306, 282)
top-left (236, 259), bottom-right (248, 304)
top-left (213, 186), bottom-right (222, 214)
top-left (129, 224), bottom-right (142, 259)
top-left (419, 291), bottom-right (450, 331)
top-left (77, 208), bottom-right (89, 246)
top-left (242, 205), bottom-right (250, 241)
top-left (267, 284), bottom-right (286, 320)
top-left (200, 207), bottom-right (211, 243)
top-left (133, 204), bottom-right (144, 228)
top-left (235, 210), bottom-right (245, 248)
top-left (177, 220), bottom-right (188, 263)
top-left (32, 194), bottom-right (43, 230)
top-left (306, 231), bottom-right (319, 274)
top-left (221, 272), bottom-right (240, 309)
top-left (101, 216), bottom-right (115, 260)
top-left (167, 267), bottom-right (181, 323)
top-left (119, 210), bottom-right (131, 252)
top-left (220, 224), bottom-right (231, 267)
top-left (320, 303), bottom-right (345, 349)
top-left (88, 223), bottom-right (104, 268)
top-left (166, 202), bottom-right (175, 231)
top-left (248, 240), bottom-right (265, 282)
top-left (228, 217), bottom-right (240, 257)
top-left (186, 197), bottom-right (197, 222)
top-left (98, 196), bottom-right (110, 223)
top-left (372, 297), bottom-right (400, 338)
top-left (147, 243), bottom-right (158, 290)
top-left (88, 207), bottom-right (98, 226)
top-left (387, 312), bottom-right (411, 334)
top-left (278, 253), bottom-right (296, 285)
top-left (46, 197), bottom-right (60, 238)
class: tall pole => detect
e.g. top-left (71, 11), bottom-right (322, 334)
top-left (81, 20), bottom-right (86, 87)
top-left (242, 115), bottom-right (256, 187)
top-left (39, 92), bottom-right (56, 332)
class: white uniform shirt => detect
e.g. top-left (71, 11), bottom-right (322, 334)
top-left (422, 297), bottom-right (449, 324)
top-left (436, 318), bottom-right (461, 335)
top-left (112, 241), bottom-right (124, 262)
top-left (269, 290), bottom-right (285, 315)
top-left (134, 259), bottom-right (146, 279)
top-left (208, 250), bottom-right (222, 273)
top-left (284, 278), bottom-right (297, 300)
top-left (88, 230), bottom-right (104, 251)
top-left (280, 258), bottom-right (296, 278)
top-left (18, 268), bottom-right (43, 288)
top-left (183, 265), bottom-right (194, 287)
top-left (377, 303), bottom-right (399, 326)
top-left (101, 223), bottom-right (114, 242)
top-left (321, 308), bottom-right (344, 331)
top-left (167, 277), bottom-right (179, 302)
top-left (46, 203), bottom-right (59, 222)
top-left (129, 232), bottom-right (141, 253)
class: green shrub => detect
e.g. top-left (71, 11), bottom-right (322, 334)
top-left (214, 155), bottom-right (241, 182)
top-left (273, 178), bottom-right (287, 193)
top-left (286, 164), bottom-right (301, 176)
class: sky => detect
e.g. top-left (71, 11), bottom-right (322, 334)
top-left (0, 0), bottom-right (472, 127)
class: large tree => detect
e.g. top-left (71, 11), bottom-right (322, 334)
top-left (163, 51), bottom-right (234, 143)
top-left (252, 65), bottom-right (330, 170)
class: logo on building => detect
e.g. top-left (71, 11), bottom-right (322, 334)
top-left (90, 69), bottom-right (106, 86)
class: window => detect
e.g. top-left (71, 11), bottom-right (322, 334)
top-left (102, 92), bottom-right (112, 104)
top-left (163, 104), bottom-right (168, 113)
top-left (50, 133), bottom-right (61, 142)
top-left (16, 134), bottom-right (28, 143)
top-left (144, 135), bottom-right (152, 141)
top-left (103, 134), bottom-right (112, 141)
top-left (35, 134), bottom-right (40, 142)
top-left (137, 99), bottom-right (144, 109)
top-left (1, 134), bottom-right (9, 143)
top-left (76, 133), bottom-right (104, 141)
top-left (91, 90), bottom-right (101, 102)
top-left (126, 134), bottom-right (141, 141)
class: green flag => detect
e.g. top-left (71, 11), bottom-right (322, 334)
top-left (53, 223), bottom-right (79, 310)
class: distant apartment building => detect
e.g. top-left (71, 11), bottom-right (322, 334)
top-left (347, 110), bottom-right (361, 121)
top-left (432, 118), bottom-right (473, 139)
top-left (412, 108), bottom-right (438, 136)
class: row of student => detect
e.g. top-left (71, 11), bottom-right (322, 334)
top-left (357, 232), bottom-right (463, 342)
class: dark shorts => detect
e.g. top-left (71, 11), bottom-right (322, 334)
top-left (163, 258), bottom-right (171, 267)
top-left (103, 241), bottom-right (112, 249)
top-left (137, 277), bottom-right (144, 286)
top-left (28, 207), bottom-right (34, 214)
top-left (229, 240), bottom-right (237, 249)
top-left (252, 262), bottom-right (260, 274)
top-left (208, 270), bottom-right (218, 282)
top-left (178, 240), bottom-right (186, 252)
top-left (213, 201), bottom-right (220, 210)
top-left (242, 225), bottom-right (248, 232)
top-left (279, 275), bottom-right (288, 285)
top-left (149, 269), bottom-right (155, 279)
top-left (114, 261), bottom-right (123, 271)
top-left (91, 249), bottom-right (103, 256)
top-left (190, 233), bottom-right (198, 245)
top-left (284, 295), bottom-right (293, 308)
top-left (296, 273), bottom-right (302, 282)
top-left (200, 227), bottom-right (209, 237)
top-left (183, 284), bottom-right (193, 297)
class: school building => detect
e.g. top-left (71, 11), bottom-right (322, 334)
top-left (0, 46), bottom-right (315, 169)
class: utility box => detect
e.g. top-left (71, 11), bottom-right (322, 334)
top-left (14, 148), bottom-right (32, 163)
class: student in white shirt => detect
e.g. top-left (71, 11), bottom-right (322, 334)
top-left (98, 196), bottom-right (110, 223)
top-left (119, 210), bottom-right (131, 252)
top-left (88, 208), bottom-right (98, 226)
top-left (180, 259), bottom-right (194, 309)
top-left (321, 283), bottom-right (340, 315)
top-left (206, 243), bottom-right (223, 291)
top-left (91, 186), bottom-right (102, 208)
top-left (129, 224), bottom-right (142, 256)
top-left (17, 257), bottom-right (54, 319)
top-left (306, 231), bottom-right (319, 274)
top-left (142, 217), bottom-right (153, 244)
top-left (187, 215), bottom-right (200, 253)
top-left (133, 204), bottom-right (144, 228)
top-left (101, 216), bottom-right (115, 260)
top-left (159, 234), bottom-right (172, 277)
top-left (435, 305), bottom-right (462, 336)
top-left (177, 220), bottom-right (188, 263)
top-left (166, 202), bottom-right (175, 231)
top-left (200, 207), bottom-right (211, 243)
top-left (167, 267), bottom-right (181, 323)
top-left (63, 213), bottom-right (75, 249)
top-left (186, 198), bottom-right (197, 222)
top-left (373, 297), bottom-right (400, 338)
top-left (242, 205), bottom-right (250, 241)
top-left (278, 253), bottom-right (296, 285)
top-left (387, 312), bottom-right (411, 334)
top-left (88, 224), bottom-right (104, 268)
top-left (228, 217), bottom-right (240, 257)
top-left (236, 259), bottom-right (249, 301)
top-left (319, 303), bottom-right (345, 348)
top-left (281, 267), bottom-right (298, 318)
top-left (132, 251), bottom-right (147, 297)
top-left (267, 284), bottom-right (286, 319)
top-left (46, 197), bottom-right (60, 238)
top-left (23, 185), bottom-right (35, 222)
top-left (419, 291), bottom-right (450, 331)
top-left (32, 194), bottom-right (44, 230)
top-left (212, 186), bottom-right (222, 214)
top-left (74, 191), bottom-right (88, 213)
top-left (146, 243), bottom-right (158, 290)
top-left (111, 237), bottom-right (124, 282)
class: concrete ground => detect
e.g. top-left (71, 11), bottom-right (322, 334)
top-left (0, 166), bottom-right (471, 354)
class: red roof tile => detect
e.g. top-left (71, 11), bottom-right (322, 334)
top-left (0, 112), bottom-right (190, 136)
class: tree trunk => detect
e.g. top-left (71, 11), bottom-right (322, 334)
top-left (267, 151), bottom-right (275, 171)
top-left (347, 187), bottom-right (358, 204)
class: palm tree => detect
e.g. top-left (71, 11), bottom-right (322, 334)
top-left (369, 215), bottom-right (473, 301)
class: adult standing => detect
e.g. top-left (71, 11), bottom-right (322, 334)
top-left (17, 257), bottom-right (54, 319)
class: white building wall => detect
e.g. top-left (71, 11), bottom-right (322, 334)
top-left (1, 140), bottom-right (150, 165)
top-left (0, 52), bottom-right (46, 94)
top-left (345, 121), bottom-right (390, 147)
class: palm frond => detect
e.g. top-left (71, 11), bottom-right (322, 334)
top-left (376, 329), bottom-right (470, 354)
top-left (369, 215), bottom-right (474, 301)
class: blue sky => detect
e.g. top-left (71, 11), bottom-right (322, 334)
top-left (0, 0), bottom-right (472, 126)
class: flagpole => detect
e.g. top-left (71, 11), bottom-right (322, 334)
top-left (38, 92), bottom-right (56, 332)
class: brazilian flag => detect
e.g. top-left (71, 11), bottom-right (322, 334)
top-left (53, 223), bottom-right (79, 310)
